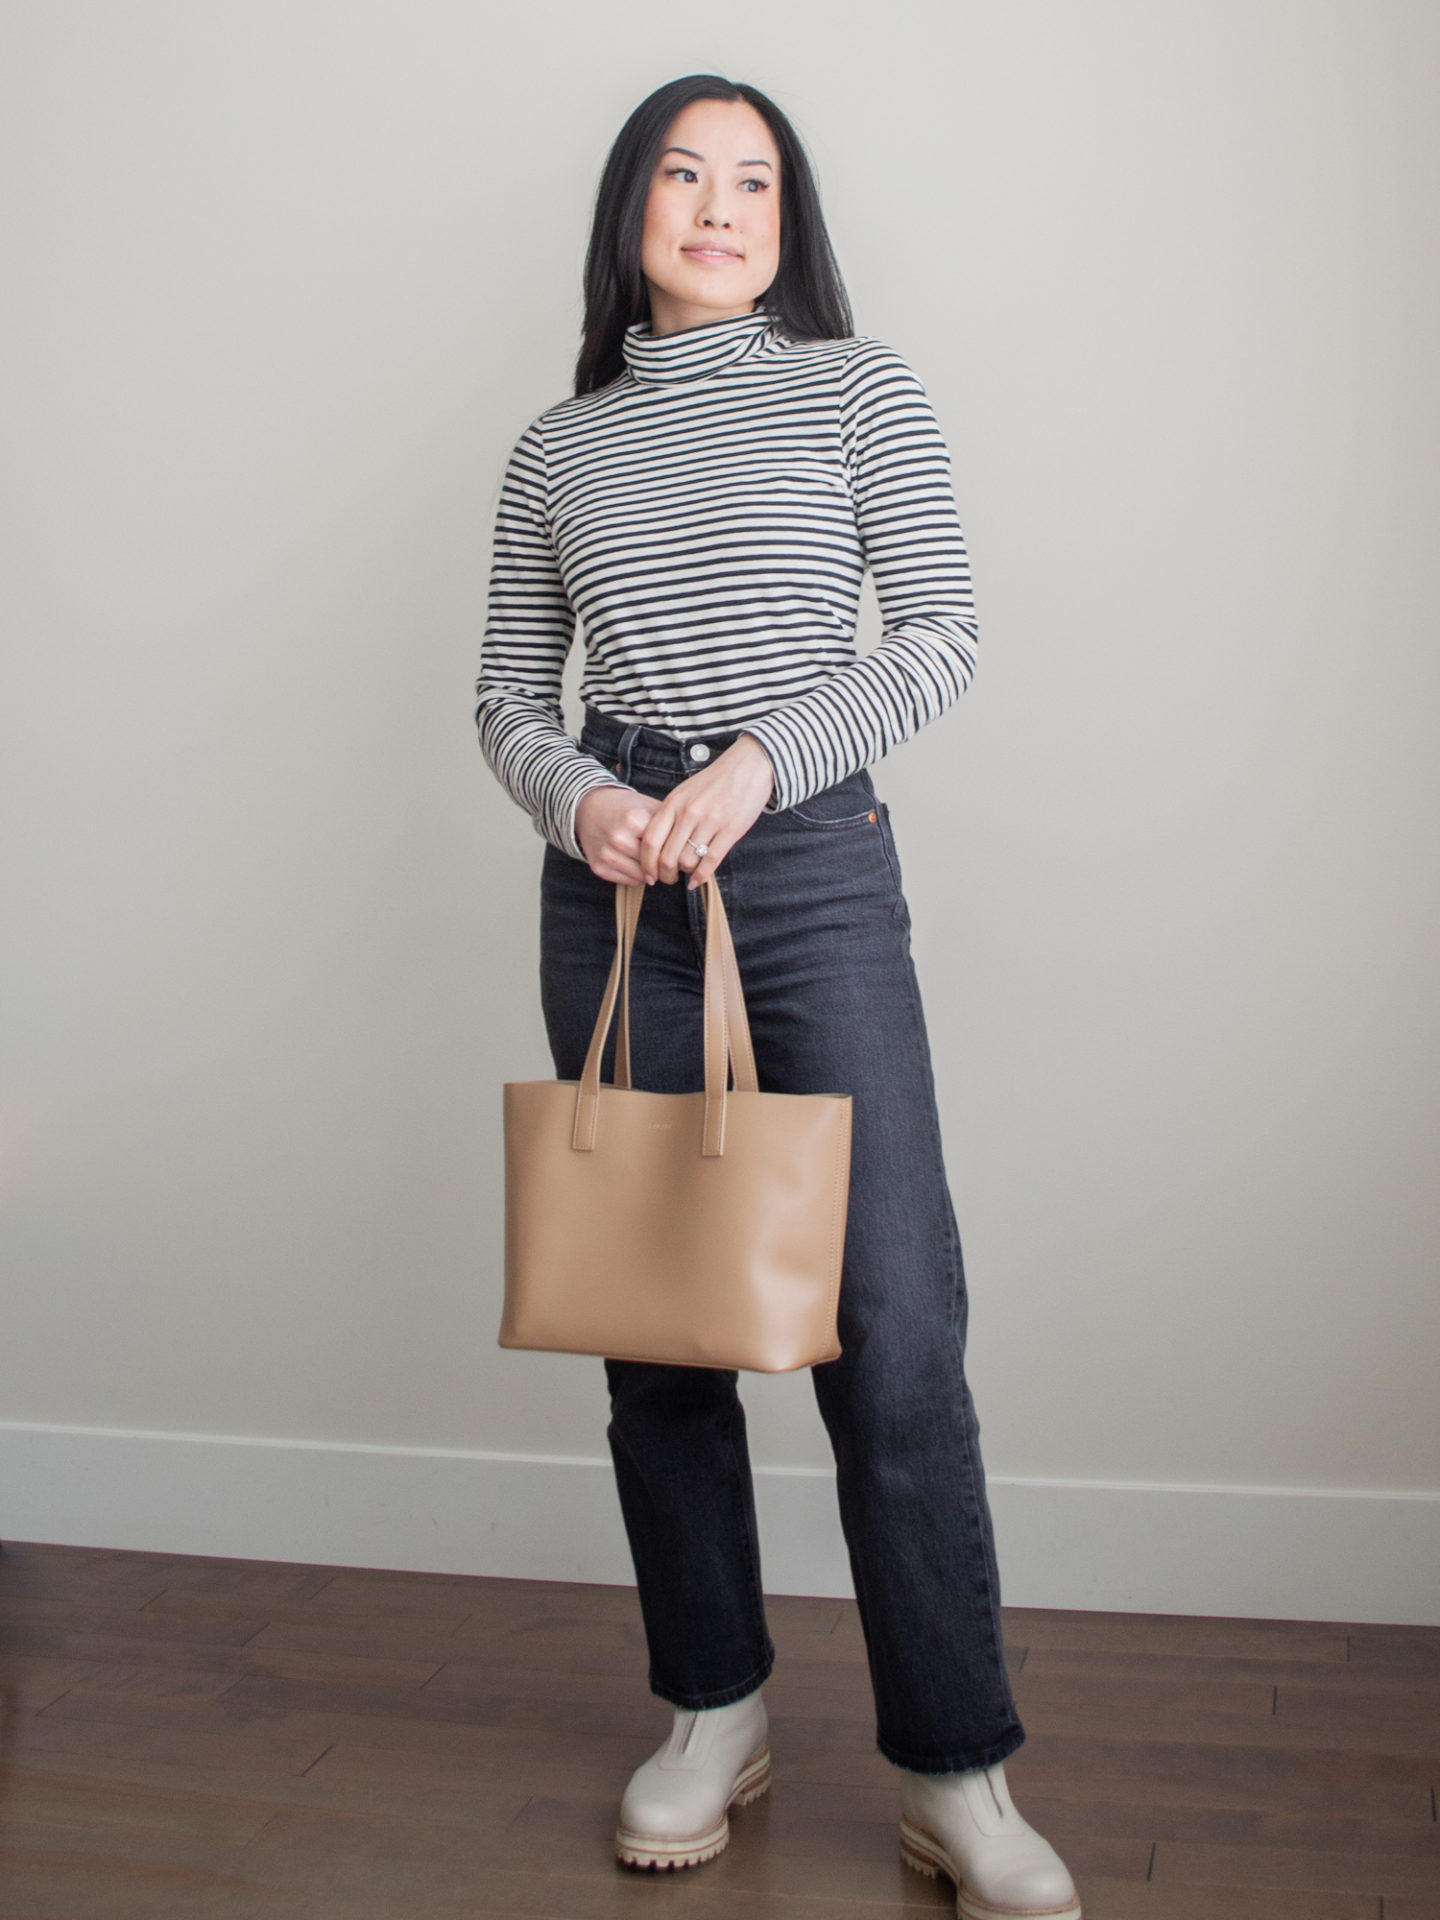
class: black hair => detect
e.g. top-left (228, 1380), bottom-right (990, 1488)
top-left (574, 74), bottom-right (853, 397)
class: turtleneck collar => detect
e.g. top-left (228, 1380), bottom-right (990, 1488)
top-left (622, 305), bottom-right (776, 387)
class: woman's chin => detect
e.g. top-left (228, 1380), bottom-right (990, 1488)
top-left (657, 285), bottom-right (762, 322)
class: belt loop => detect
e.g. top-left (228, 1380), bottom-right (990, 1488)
top-left (615, 721), bottom-right (641, 786)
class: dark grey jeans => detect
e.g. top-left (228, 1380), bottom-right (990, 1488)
top-left (536, 703), bottom-right (1025, 1774)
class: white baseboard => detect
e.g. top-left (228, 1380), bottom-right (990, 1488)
top-left (1, 1421), bottom-right (1436, 1625)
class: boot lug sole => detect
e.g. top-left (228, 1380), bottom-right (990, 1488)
top-left (615, 1746), bottom-right (772, 1870)
top-left (899, 1814), bottom-right (1083, 1920)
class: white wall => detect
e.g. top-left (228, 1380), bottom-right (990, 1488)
top-left (2, 1), bottom-right (1437, 1618)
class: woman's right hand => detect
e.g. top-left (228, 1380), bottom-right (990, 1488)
top-left (575, 785), bottom-right (662, 885)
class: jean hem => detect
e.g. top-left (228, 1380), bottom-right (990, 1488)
top-left (648, 1646), bottom-right (776, 1712)
top-left (877, 1721), bottom-right (1027, 1775)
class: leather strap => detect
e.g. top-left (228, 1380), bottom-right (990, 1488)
top-left (613, 880), bottom-right (643, 1090)
top-left (701, 880), bottom-right (728, 1155)
top-left (612, 881), bottom-right (757, 1096)
top-left (572, 877), bottom-right (757, 1155)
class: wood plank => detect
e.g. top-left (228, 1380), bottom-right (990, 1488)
top-left (1001, 1608), bottom-right (1352, 1663)
top-left (1057, 1876), bottom-right (1379, 1918)
top-left (10, 1709), bottom-right (335, 1778)
top-left (0, 1835), bottom-right (284, 1912)
top-left (0, 1594), bottom-right (271, 1648)
top-left (306, 1737), bottom-right (657, 1796)
top-left (37, 1670), bottom-right (675, 1739)
top-left (0, 1545), bottom-right (173, 1608)
top-left (1347, 1626), bottom-right (1440, 1671)
top-left (419, 1614), bottom-right (651, 1674)
top-left (3, 1749), bottom-right (535, 1834)
top-left (0, 1654), bottom-right (110, 1712)
top-left (1019, 1644), bottom-right (1434, 1697)
top-left (1013, 1689), bottom-right (1440, 1763)
top-left (1275, 1682), bottom-right (1440, 1741)
top-left (1001, 1734), bottom-right (1435, 1814)
top-left (1013, 1667), bottom-right (1277, 1720)
top-left (0, 1621), bottom-right (446, 1688)
top-left (239, 1618), bottom-right (482, 1663)
top-left (0, 1764), bottom-right (276, 1842)
top-left (1152, 1837), bottom-right (1440, 1900)
top-left (136, 1588), bottom-right (475, 1637)
top-left (298, 1568), bottom-right (635, 1623)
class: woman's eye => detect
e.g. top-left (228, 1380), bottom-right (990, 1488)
top-left (661, 167), bottom-right (769, 191)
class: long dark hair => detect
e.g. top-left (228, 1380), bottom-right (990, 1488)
top-left (574, 74), bottom-right (853, 397)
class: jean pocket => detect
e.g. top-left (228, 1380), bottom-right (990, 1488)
top-left (787, 770), bottom-right (878, 829)
top-left (580, 735), bottom-right (624, 777)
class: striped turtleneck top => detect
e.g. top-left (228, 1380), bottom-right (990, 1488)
top-left (475, 304), bottom-right (977, 862)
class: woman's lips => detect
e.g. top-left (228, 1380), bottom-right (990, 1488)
top-left (683, 247), bottom-right (742, 262)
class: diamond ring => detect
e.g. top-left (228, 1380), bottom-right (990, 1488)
top-left (686, 839), bottom-right (709, 858)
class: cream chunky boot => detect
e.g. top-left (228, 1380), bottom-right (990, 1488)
top-left (898, 1759), bottom-right (1082, 1919)
top-left (615, 1687), bottom-right (771, 1870)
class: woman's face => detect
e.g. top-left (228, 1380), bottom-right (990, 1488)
top-left (640, 99), bottom-right (782, 335)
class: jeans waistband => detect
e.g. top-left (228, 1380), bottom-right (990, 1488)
top-left (579, 704), bottom-right (748, 779)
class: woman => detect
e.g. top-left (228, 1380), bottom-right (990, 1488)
top-left (475, 74), bottom-right (1081, 1920)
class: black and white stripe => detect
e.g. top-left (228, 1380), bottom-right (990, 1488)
top-left (475, 305), bottom-right (977, 861)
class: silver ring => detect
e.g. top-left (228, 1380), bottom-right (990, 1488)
top-left (686, 838), bottom-right (709, 858)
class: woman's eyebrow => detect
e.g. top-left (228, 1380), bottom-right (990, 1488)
top-left (661, 145), bottom-right (774, 168)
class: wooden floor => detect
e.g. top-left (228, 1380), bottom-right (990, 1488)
top-left (0, 1541), bottom-right (1436, 1918)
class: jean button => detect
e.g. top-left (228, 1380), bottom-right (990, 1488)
top-left (688, 742), bottom-right (711, 762)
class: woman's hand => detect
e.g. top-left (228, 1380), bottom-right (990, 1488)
top-left (576, 733), bottom-right (777, 889)
top-left (640, 734), bottom-right (776, 889)
top-left (575, 786), bottom-right (662, 885)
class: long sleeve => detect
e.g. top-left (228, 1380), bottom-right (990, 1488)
top-left (741, 340), bottom-right (978, 813)
top-left (473, 419), bottom-right (627, 861)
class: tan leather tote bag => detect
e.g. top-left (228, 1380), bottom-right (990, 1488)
top-left (499, 876), bottom-right (851, 1371)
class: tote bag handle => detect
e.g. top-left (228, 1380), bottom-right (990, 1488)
top-left (612, 879), bottom-right (758, 1098)
top-left (572, 878), bottom-right (757, 1157)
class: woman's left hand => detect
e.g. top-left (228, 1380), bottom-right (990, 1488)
top-left (638, 733), bottom-right (776, 890)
